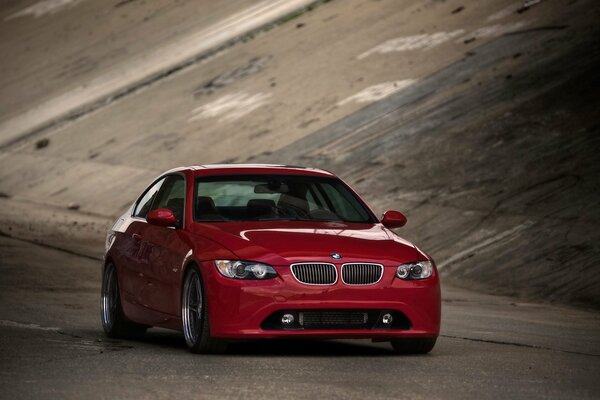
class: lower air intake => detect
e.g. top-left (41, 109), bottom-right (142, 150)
top-left (261, 310), bottom-right (412, 331)
top-left (300, 311), bottom-right (368, 329)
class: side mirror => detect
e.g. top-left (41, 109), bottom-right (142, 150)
top-left (381, 210), bottom-right (407, 229)
top-left (147, 208), bottom-right (178, 227)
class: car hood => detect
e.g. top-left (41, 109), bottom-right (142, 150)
top-left (189, 221), bottom-right (419, 266)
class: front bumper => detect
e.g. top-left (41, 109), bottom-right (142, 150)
top-left (201, 262), bottom-right (441, 340)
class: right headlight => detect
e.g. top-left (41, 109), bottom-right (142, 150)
top-left (396, 261), bottom-right (433, 280)
top-left (214, 260), bottom-right (277, 280)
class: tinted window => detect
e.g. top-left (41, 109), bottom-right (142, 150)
top-left (133, 177), bottom-right (166, 218)
top-left (194, 175), bottom-right (375, 223)
top-left (152, 175), bottom-right (185, 225)
top-left (201, 180), bottom-right (280, 207)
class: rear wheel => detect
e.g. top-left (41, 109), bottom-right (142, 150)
top-left (101, 262), bottom-right (147, 339)
top-left (182, 267), bottom-right (226, 353)
top-left (390, 338), bottom-right (437, 354)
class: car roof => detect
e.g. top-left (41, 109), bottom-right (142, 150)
top-left (163, 164), bottom-right (336, 178)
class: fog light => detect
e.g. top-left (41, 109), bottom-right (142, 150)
top-left (382, 313), bottom-right (393, 324)
top-left (281, 314), bottom-right (294, 325)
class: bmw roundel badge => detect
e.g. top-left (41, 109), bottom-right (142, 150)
top-left (330, 253), bottom-right (342, 260)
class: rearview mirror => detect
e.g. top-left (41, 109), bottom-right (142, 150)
top-left (147, 208), bottom-right (178, 227)
top-left (381, 210), bottom-right (407, 229)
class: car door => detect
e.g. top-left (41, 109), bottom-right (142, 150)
top-left (138, 174), bottom-right (189, 316)
top-left (119, 177), bottom-right (166, 306)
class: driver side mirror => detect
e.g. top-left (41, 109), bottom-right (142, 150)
top-left (147, 208), bottom-right (178, 227)
top-left (381, 210), bottom-right (407, 229)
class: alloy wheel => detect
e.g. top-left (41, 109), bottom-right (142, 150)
top-left (101, 264), bottom-right (118, 330)
top-left (182, 270), bottom-right (203, 346)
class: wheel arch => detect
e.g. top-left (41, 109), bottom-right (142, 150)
top-left (103, 255), bottom-right (115, 271)
top-left (102, 255), bottom-right (122, 294)
top-left (179, 259), bottom-right (203, 308)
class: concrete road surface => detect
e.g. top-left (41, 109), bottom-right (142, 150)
top-left (1, 235), bottom-right (599, 399)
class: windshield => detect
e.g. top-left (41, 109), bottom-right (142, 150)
top-left (194, 174), bottom-right (376, 223)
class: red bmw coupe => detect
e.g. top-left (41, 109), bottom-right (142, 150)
top-left (101, 164), bottom-right (440, 354)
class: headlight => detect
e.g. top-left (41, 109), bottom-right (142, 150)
top-left (214, 260), bottom-right (277, 280)
top-left (396, 261), bottom-right (433, 280)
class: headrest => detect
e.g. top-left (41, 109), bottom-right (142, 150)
top-left (247, 199), bottom-right (276, 217)
top-left (278, 194), bottom-right (309, 213)
top-left (196, 196), bottom-right (217, 215)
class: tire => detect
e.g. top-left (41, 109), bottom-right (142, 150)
top-left (101, 262), bottom-right (147, 339)
top-left (390, 338), bottom-right (437, 354)
top-left (181, 266), bottom-right (227, 354)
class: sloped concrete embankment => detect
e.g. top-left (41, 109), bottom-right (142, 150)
top-left (254, 24), bottom-right (600, 308)
top-left (0, 0), bottom-right (598, 309)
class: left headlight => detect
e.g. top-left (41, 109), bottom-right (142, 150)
top-left (396, 261), bottom-right (433, 280)
top-left (214, 260), bottom-right (277, 280)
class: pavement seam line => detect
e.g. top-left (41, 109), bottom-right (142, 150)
top-left (440, 334), bottom-right (600, 358)
top-left (0, 230), bottom-right (102, 261)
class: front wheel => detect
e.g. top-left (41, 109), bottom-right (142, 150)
top-left (101, 262), bottom-right (147, 339)
top-left (390, 338), bottom-right (437, 354)
top-left (182, 267), bottom-right (227, 353)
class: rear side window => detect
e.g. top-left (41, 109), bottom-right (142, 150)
top-left (133, 177), bottom-right (166, 218)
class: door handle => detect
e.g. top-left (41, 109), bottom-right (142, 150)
top-left (132, 233), bottom-right (142, 241)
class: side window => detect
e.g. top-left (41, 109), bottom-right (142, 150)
top-left (152, 175), bottom-right (185, 225)
top-left (321, 183), bottom-right (368, 222)
top-left (133, 177), bottom-right (166, 219)
top-left (305, 187), bottom-right (322, 211)
top-left (307, 184), bottom-right (327, 211)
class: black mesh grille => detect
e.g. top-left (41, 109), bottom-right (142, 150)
top-left (291, 263), bottom-right (337, 285)
top-left (341, 263), bottom-right (383, 285)
top-left (300, 311), bottom-right (368, 328)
